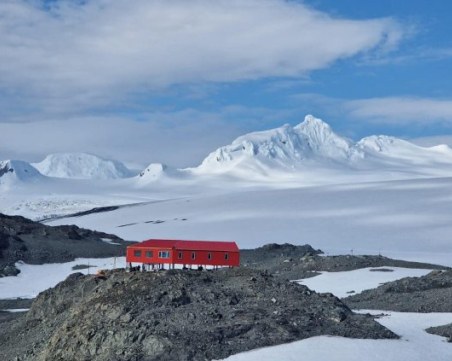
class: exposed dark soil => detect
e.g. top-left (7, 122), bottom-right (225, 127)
top-left (426, 323), bottom-right (452, 342)
top-left (241, 243), bottom-right (447, 280)
top-left (0, 268), bottom-right (397, 361)
top-left (0, 213), bottom-right (128, 277)
top-left (343, 270), bottom-right (452, 312)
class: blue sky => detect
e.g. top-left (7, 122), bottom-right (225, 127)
top-left (1, 0), bottom-right (452, 167)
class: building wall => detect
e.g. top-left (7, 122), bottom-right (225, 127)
top-left (172, 249), bottom-right (239, 267)
top-left (126, 247), bottom-right (173, 264)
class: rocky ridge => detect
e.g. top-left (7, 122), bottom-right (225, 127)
top-left (0, 213), bottom-right (127, 276)
top-left (0, 268), bottom-right (397, 361)
top-left (241, 243), bottom-right (447, 280)
top-left (343, 270), bottom-right (452, 312)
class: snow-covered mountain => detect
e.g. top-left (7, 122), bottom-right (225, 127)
top-left (33, 153), bottom-right (134, 180)
top-left (134, 163), bottom-right (190, 186)
top-left (193, 115), bottom-right (452, 180)
top-left (0, 160), bottom-right (43, 187)
top-left (4, 115), bottom-right (452, 188)
top-left (136, 163), bottom-right (169, 184)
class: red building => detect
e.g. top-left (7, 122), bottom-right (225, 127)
top-left (126, 239), bottom-right (240, 269)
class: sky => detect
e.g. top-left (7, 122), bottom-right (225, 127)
top-left (1, 0), bottom-right (452, 168)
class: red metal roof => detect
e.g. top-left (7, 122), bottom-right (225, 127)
top-left (129, 239), bottom-right (239, 252)
top-left (130, 239), bottom-right (176, 249)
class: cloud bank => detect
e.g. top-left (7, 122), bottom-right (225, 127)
top-left (0, 110), bottom-right (246, 168)
top-left (0, 0), bottom-right (405, 115)
top-left (344, 97), bottom-right (452, 124)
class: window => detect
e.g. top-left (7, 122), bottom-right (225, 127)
top-left (146, 251), bottom-right (153, 258)
top-left (224, 253), bottom-right (229, 260)
top-left (158, 250), bottom-right (170, 259)
top-left (191, 252), bottom-right (196, 260)
top-left (208, 253), bottom-right (212, 260)
top-left (134, 250), bottom-right (141, 257)
top-left (178, 252), bottom-right (183, 259)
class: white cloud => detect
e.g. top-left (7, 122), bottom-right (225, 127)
top-left (344, 97), bottom-right (452, 124)
top-left (411, 135), bottom-right (452, 148)
top-left (0, 110), bottom-right (250, 168)
top-left (0, 0), bottom-right (405, 115)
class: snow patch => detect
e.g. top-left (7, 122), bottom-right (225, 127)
top-left (297, 267), bottom-right (433, 298)
top-left (0, 257), bottom-right (125, 299)
top-left (101, 238), bottom-right (121, 246)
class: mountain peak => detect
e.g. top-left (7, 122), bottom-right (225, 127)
top-left (32, 153), bottom-right (134, 180)
top-left (0, 160), bottom-right (43, 185)
top-left (295, 115), bottom-right (338, 140)
top-left (196, 115), bottom-right (353, 175)
top-left (294, 115), bottom-right (351, 160)
top-left (297, 114), bottom-right (330, 129)
top-left (139, 163), bottom-right (167, 179)
top-left (194, 114), bottom-right (452, 181)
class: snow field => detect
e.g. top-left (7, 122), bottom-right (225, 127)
top-left (48, 177), bottom-right (452, 267)
top-left (0, 257), bottom-right (126, 299)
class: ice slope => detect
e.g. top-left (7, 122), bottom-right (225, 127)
top-left (192, 115), bottom-right (452, 181)
top-left (33, 153), bottom-right (135, 180)
top-left (0, 160), bottom-right (43, 188)
top-left (48, 177), bottom-right (452, 267)
top-left (352, 135), bottom-right (452, 174)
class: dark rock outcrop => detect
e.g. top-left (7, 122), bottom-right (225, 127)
top-left (241, 244), bottom-right (447, 280)
top-left (426, 323), bottom-right (452, 342)
top-left (0, 268), bottom-right (397, 361)
top-left (0, 213), bottom-right (127, 277)
top-left (343, 270), bottom-right (452, 312)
